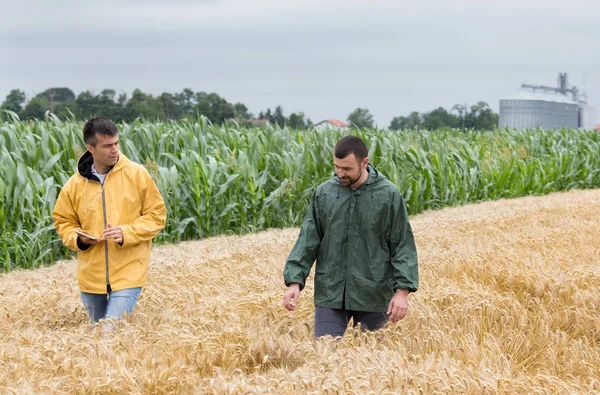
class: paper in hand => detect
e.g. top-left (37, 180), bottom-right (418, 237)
top-left (74, 228), bottom-right (102, 240)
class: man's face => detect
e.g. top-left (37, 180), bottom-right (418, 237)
top-left (87, 133), bottom-right (120, 169)
top-left (333, 153), bottom-right (368, 187)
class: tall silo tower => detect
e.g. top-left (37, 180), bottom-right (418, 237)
top-left (499, 73), bottom-right (593, 129)
top-left (578, 91), bottom-right (597, 130)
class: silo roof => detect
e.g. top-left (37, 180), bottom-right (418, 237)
top-left (502, 90), bottom-right (577, 104)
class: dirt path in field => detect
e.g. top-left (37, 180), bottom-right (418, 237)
top-left (1, 189), bottom-right (599, 394)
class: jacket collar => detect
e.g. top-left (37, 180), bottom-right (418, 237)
top-left (333, 163), bottom-right (383, 187)
top-left (77, 151), bottom-right (128, 182)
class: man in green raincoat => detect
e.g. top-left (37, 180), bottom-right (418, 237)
top-left (283, 135), bottom-right (418, 338)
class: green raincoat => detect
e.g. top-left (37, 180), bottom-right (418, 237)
top-left (283, 164), bottom-right (418, 312)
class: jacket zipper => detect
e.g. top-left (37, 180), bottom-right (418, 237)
top-left (342, 191), bottom-right (355, 309)
top-left (101, 173), bottom-right (111, 288)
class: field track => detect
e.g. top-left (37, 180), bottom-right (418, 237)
top-left (1, 189), bottom-right (599, 394)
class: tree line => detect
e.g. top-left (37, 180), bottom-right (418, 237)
top-left (347, 103), bottom-right (499, 131)
top-left (1, 87), bottom-right (499, 130)
top-left (0, 87), bottom-right (312, 128)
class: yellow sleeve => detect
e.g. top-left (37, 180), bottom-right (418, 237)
top-left (120, 170), bottom-right (167, 247)
top-left (52, 179), bottom-right (83, 251)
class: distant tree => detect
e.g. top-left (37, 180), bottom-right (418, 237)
top-left (125, 89), bottom-right (164, 120)
top-left (390, 116), bottom-right (409, 131)
top-left (347, 107), bottom-right (374, 129)
top-left (466, 101), bottom-right (498, 130)
top-left (30, 87), bottom-right (75, 117)
top-left (422, 107), bottom-right (459, 130)
top-left (175, 88), bottom-right (196, 117)
top-left (288, 112), bottom-right (308, 129)
top-left (100, 89), bottom-right (116, 102)
top-left (36, 87), bottom-right (75, 103)
top-left (74, 91), bottom-right (100, 120)
top-left (451, 104), bottom-right (468, 129)
top-left (118, 93), bottom-right (127, 107)
top-left (196, 92), bottom-right (235, 124)
top-left (233, 102), bottom-right (252, 120)
top-left (262, 108), bottom-right (274, 124)
top-left (85, 89), bottom-right (122, 121)
top-left (274, 105), bottom-right (285, 127)
top-left (159, 92), bottom-right (182, 120)
top-left (111, 93), bottom-right (128, 122)
top-left (21, 97), bottom-right (48, 119)
top-left (390, 112), bottom-right (421, 129)
top-left (1, 89), bottom-right (26, 115)
top-left (407, 111), bottom-right (421, 128)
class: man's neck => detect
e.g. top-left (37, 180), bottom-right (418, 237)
top-left (92, 163), bottom-right (109, 175)
top-left (350, 168), bottom-right (369, 190)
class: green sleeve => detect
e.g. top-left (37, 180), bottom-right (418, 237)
top-left (389, 190), bottom-right (419, 292)
top-left (283, 191), bottom-right (322, 291)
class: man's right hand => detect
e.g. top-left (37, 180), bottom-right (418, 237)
top-left (78, 235), bottom-right (104, 245)
top-left (283, 283), bottom-right (301, 311)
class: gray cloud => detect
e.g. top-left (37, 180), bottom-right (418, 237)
top-left (1, 0), bottom-right (599, 126)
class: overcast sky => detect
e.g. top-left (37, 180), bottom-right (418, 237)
top-left (1, 0), bottom-right (598, 126)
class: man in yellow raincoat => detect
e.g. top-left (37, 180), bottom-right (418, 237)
top-left (53, 117), bottom-right (166, 323)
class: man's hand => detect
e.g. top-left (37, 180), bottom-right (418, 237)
top-left (283, 283), bottom-right (301, 311)
top-left (78, 234), bottom-right (104, 245)
top-left (387, 289), bottom-right (409, 323)
top-left (103, 224), bottom-right (124, 244)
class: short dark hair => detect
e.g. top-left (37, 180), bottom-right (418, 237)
top-left (83, 117), bottom-right (119, 146)
top-left (334, 135), bottom-right (368, 161)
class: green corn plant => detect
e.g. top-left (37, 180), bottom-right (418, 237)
top-left (3, 116), bottom-right (600, 271)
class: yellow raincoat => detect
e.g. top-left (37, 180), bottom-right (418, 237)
top-left (52, 151), bottom-right (166, 293)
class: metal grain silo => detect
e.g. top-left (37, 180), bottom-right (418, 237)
top-left (499, 90), bottom-right (579, 130)
top-left (500, 73), bottom-right (584, 130)
top-left (578, 102), bottom-right (597, 130)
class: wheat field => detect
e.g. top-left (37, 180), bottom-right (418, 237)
top-left (1, 189), bottom-right (600, 394)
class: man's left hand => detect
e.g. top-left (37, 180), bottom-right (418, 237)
top-left (103, 224), bottom-right (124, 244)
top-left (387, 289), bottom-right (409, 323)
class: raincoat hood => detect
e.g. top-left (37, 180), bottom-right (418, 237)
top-left (77, 150), bottom-right (126, 182)
top-left (332, 163), bottom-right (385, 187)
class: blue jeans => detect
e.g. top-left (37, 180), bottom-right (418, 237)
top-left (314, 306), bottom-right (389, 338)
top-left (80, 286), bottom-right (142, 323)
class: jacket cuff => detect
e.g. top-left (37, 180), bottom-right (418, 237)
top-left (76, 237), bottom-right (91, 251)
top-left (394, 286), bottom-right (418, 293)
top-left (120, 225), bottom-right (133, 247)
top-left (285, 279), bottom-right (305, 291)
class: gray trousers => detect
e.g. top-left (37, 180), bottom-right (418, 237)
top-left (314, 306), bottom-right (389, 338)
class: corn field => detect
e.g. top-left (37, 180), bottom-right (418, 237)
top-left (2, 115), bottom-right (600, 270)
top-left (1, 189), bottom-right (599, 393)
